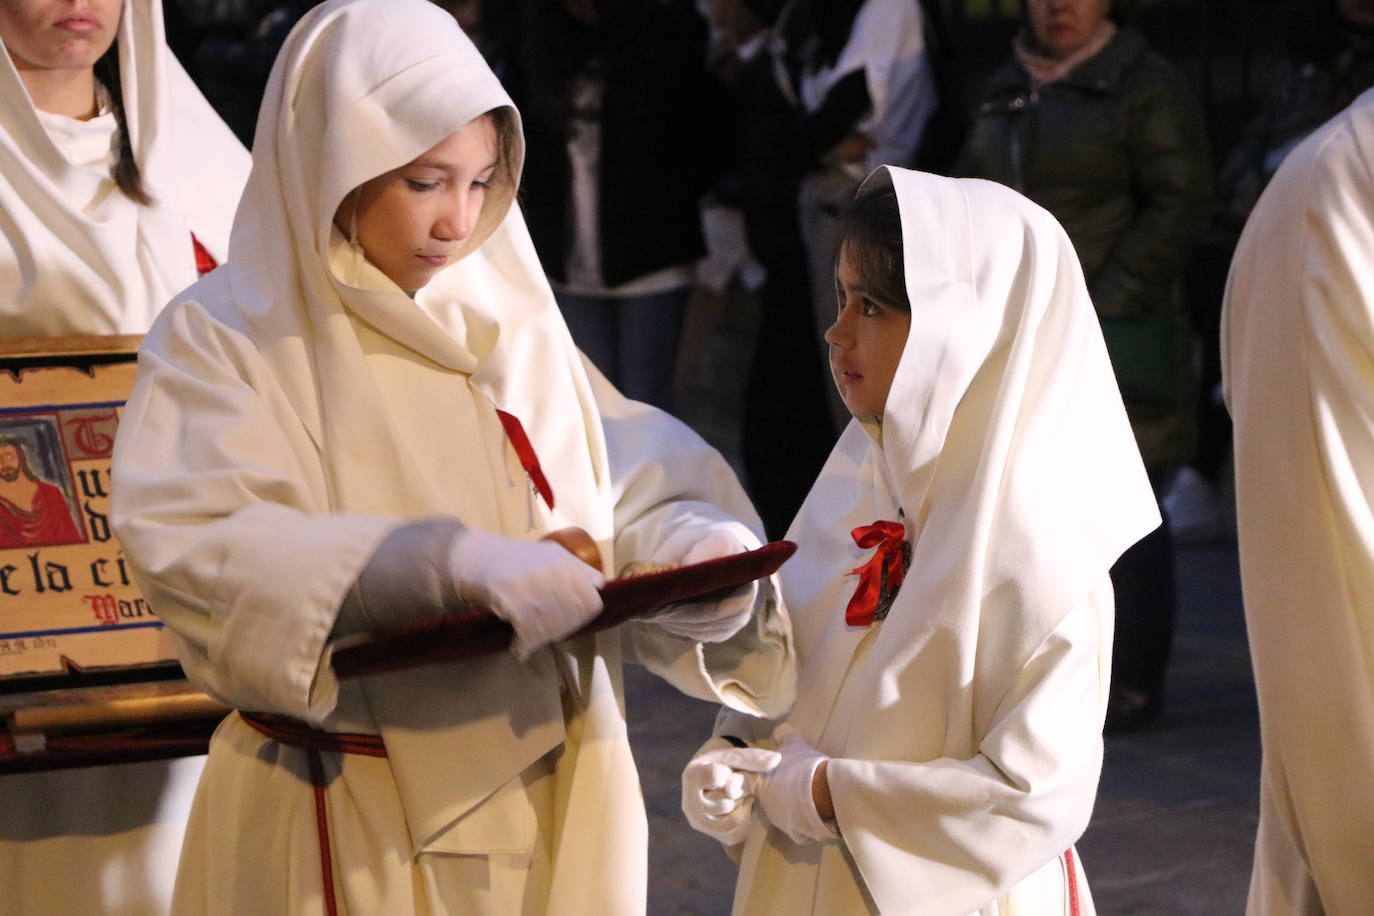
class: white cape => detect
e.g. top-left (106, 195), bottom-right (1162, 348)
top-left (721, 168), bottom-right (1158, 915)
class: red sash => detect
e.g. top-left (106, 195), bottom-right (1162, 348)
top-left (240, 712), bottom-right (387, 916)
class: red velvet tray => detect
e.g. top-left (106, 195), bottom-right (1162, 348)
top-left (332, 540), bottom-right (796, 679)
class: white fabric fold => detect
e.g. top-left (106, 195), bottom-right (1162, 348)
top-left (0, 0), bottom-right (249, 336)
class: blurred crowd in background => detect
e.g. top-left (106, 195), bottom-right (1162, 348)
top-left (162, 0), bottom-right (1374, 734)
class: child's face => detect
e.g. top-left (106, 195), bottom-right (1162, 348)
top-left (335, 114), bottom-right (498, 292)
top-left (825, 245), bottom-right (911, 421)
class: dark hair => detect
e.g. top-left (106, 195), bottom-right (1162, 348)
top-left (92, 42), bottom-right (152, 205)
top-left (835, 181), bottom-right (910, 314)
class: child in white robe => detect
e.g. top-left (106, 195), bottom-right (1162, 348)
top-left (682, 166), bottom-right (1159, 915)
top-left (108, 1), bottom-right (793, 913)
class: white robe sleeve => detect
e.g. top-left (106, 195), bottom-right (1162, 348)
top-left (586, 362), bottom-right (795, 719)
top-left (824, 579), bottom-right (1111, 914)
top-left (166, 52), bottom-right (252, 261)
top-left (111, 300), bottom-right (394, 723)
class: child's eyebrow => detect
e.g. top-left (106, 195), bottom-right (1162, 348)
top-left (407, 157), bottom-right (499, 173)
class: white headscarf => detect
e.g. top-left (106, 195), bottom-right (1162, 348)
top-left (0, 0), bottom-right (249, 336)
top-left (224, 0), bottom-right (610, 543)
top-left (160, 0), bottom-right (624, 858)
top-left (784, 165), bottom-right (1157, 758)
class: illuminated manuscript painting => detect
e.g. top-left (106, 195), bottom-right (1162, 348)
top-left (0, 338), bottom-right (179, 684)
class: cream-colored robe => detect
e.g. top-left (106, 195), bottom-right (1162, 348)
top-left (0, 2), bottom-right (247, 912)
top-left (114, 287), bottom-right (790, 914)
top-left (707, 168), bottom-right (1158, 915)
top-left (720, 427), bottom-right (1112, 916)
top-left (1223, 87), bottom-right (1374, 916)
top-left (110, 2), bottom-right (792, 913)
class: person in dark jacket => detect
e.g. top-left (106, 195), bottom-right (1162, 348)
top-left (956, 0), bottom-right (1212, 734)
top-left (507, 0), bottom-right (727, 411)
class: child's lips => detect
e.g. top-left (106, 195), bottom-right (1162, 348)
top-left (56, 15), bottom-right (102, 33)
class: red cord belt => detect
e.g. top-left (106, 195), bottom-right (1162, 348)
top-left (240, 712), bottom-right (387, 916)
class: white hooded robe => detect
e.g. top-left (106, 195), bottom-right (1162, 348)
top-left (716, 168), bottom-right (1158, 916)
top-left (109, 1), bottom-right (793, 913)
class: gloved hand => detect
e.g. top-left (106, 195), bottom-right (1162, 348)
top-left (653, 529), bottom-right (759, 643)
top-left (448, 527), bottom-right (605, 660)
top-left (681, 737), bottom-right (781, 845)
top-left (755, 724), bottom-right (837, 845)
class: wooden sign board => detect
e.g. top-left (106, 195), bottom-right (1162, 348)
top-left (0, 336), bottom-right (183, 689)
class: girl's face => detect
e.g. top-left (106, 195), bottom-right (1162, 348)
top-left (1026, 0), bottom-right (1111, 60)
top-left (825, 245), bottom-right (911, 421)
top-left (338, 114), bottom-right (498, 292)
top-left (0, 0), bottom-right (122, 72)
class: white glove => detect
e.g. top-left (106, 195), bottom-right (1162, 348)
top-left (681, 737), bottom-right (781, 845)
top-left (653, 530), bottom-right (759, 643)
top-left (755, 725), bottom-right (837, 845)
top-left (448, 527), bottom-right (605, 659)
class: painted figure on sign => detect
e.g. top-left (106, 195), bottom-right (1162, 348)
top-left (0, 437), bottom-right (81, 548)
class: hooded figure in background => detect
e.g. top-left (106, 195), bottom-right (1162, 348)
top-left (110, 0), bottom-right (793, 912)
top-left (0, 0), bottom-right (249, 336)
top-left (685, 167), bottom-right (1158, 915)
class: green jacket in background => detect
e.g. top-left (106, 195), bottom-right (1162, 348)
top-left (956, 27), bottom-right (1213, 467)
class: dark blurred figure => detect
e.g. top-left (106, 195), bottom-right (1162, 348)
top-left (783, 0), bottom-right (937, 434)
top-left (956, 0), bottom-right (1213, 734)
top-left (192, 0), bottom-right (311, 144)
top-left (507, 0), bottom-right (726, 413)
top-left (435, 0), bottom-right (514, 78)
top-left (1167, 0), bottom-right (1374, 541)
top-left (702, 0), bottom-right (835, 539)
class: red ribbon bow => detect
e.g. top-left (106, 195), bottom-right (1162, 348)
top-left (496, 409), bottom-right (555, 509)
top-left (845, 520), bottom-right (907, 627)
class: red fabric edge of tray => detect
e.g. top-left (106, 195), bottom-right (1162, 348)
top-left (332, 540), bottom-right (797, 679)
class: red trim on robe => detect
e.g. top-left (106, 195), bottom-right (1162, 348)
top-left (240, 713), bottom-right (388, 916)
top-left (496, 408), bottom-right (555, 509)
top-left (1064, 849), bottom-right (1081, 916)
top-left (191, 233), bottom-right (218, 276)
